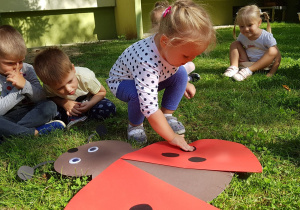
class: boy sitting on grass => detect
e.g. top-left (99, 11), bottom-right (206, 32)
top-left (34, 48), bottom-right (116, 129)
top-left (0, 25), bottom-right (65, 140)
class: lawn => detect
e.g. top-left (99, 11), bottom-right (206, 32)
top-left (0, 22), bottom-right (299, 209)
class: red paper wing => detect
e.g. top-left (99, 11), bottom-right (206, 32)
top-left (122, 139), bottom-right (262, 173)
top-left (65, 159), bottom-right (218, 210)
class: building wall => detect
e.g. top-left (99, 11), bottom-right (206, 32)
top-left (0, 0), bottom-right (118, 48)
top-left (115, 0), bottom-right (143, 39)
top-left (0, 8), bottom-right (117, 48)
top-left (0, 0), bottom-right (115, 12)
top-left (0, 0), bottom-right (144, 47)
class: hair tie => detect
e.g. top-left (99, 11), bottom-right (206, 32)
top-left (162, 6), bottom-right (171, 17)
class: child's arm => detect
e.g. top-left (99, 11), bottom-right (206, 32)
top-left (19, 64), bottom-right (46, 102)
top-left (248, 46), bottom-right (279, 73)
top-left (267, 46), bottom-right (281, 77)
top-left (0, 64), bottom-right (46, 115)
top-left (51, 97), bottom-right (82, 116)
top-left (76, 85), bottom-right (106, 113)
top-left (5, 68), bottom-right (26, 89)
top-left (148, 109), bottom-right (194, 151)
top-left (0, 71), bottom-right (25, 115)
top-left (184, 82), bottom-right (196, 99)
top-left (0, 87), bottom-right (25, 115)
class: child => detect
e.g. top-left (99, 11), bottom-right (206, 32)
top-left (150, 0), bottom-right (201, 83)
top-left (223, 5), bottom-right (281, 81)
top-left (0, 25), bottom-right (65, 138)
top-left (107, 0), bottom-right (216, 151)
top-left (34, 48), bottom-right (116, 129)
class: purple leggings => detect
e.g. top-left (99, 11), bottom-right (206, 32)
top-left (116, 66), bottom-right (188, 125)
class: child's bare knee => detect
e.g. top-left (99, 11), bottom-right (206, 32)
top-left (268, 47), bottom-right (279, 58)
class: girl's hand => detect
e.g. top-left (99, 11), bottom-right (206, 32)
top-left (5, 69), bottom-right (26, 90)
top-left (184, 82), bottom-right (196, 99)
top-left (169, 134), bottom-right (194, 151)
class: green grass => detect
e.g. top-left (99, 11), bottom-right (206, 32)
top-left (1, 22), bottom-right (299, 209)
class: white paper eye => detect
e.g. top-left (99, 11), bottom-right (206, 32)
top-left (88, 146), bottom-right (99, 153)
top-left (69, 157), bottom-right (81, 164)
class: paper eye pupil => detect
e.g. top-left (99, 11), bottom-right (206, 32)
top-left (69, 157), bottom-right (81, 164)
top-left (88, 146), bottom-right (99, 153)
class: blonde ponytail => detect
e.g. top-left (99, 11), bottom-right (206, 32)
top-left (233, 18), bottom-right (238, 40)
top-left (262, 12), bottom-right (272, 33)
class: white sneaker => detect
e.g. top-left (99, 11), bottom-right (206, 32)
top-left (188, 73), bottom-right (201, 82)
top-left (165, 116), bottom-right (185, 135)
top-left (223, 66), bottom-right (239, 77)
top-left (127, 125), bottom-right (147, 143)
top-left (232, 67), bottom-right (253, 81)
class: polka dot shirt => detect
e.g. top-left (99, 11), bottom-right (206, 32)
top-left (106, 35), bottom-right (178, 118)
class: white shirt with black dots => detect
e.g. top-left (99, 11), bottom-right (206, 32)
top-left (106, 35), bottom-right (178, 118)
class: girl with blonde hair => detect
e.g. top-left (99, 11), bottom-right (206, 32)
top-left (224, 5), bottom-right (281, 81)
top-left (107, 0), bottom-right (215, 151)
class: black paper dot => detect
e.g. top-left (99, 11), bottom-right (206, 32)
top-left (188, 157), bottom-right (206, 162)
top-left (68, 148), bottom-right (78, 153)
top-left (162, 153), bottom-right (180, 157)
top-left (129, 204), bottom-right (153, 210)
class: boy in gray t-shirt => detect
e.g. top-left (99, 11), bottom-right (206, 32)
top-left (0, 25), bottom-right (65, 139)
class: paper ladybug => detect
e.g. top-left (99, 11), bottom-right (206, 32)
top-left (61, 139), bottom-right (262, 209)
